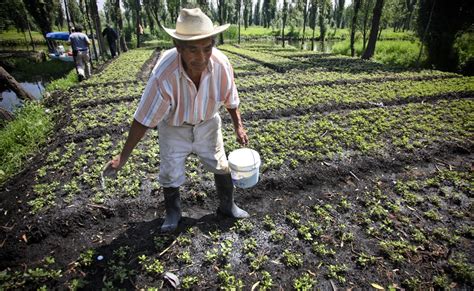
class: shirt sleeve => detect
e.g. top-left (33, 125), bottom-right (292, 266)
top-left (134, 76), bottom-right (171, 128)
top-left (223, 60), bottom-right (240, 109)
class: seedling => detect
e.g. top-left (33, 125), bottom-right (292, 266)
top-left (293, 273), bottom-right (316, 289)
top-left (282, 249), bottom-right (303, 268)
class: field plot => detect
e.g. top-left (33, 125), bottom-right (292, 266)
top-left (0, 44), bottom-right (472, 290)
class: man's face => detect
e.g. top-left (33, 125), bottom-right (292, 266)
top-left (177, 38), bottom-right (213, 75)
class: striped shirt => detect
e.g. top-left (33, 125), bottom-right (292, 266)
top-left (134, 47), bottom-right (239, 127)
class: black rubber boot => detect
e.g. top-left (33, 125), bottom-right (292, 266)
top-left (215, 174), bottom-right (249, 218)
top-left (161, 187), bottom-right (182, 232)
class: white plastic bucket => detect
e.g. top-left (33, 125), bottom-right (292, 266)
top-left (228, 148), bottom-right (261, 189)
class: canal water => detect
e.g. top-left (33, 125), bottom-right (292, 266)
top-left (0, 81), bottom-right (45, 112)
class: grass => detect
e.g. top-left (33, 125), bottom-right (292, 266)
top-left (332, 39), bottom-right (425, 67)
top-left (0, 102), bottom-right (54, 185)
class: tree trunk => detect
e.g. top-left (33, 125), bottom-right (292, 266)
top-left (0, 107), bottom-right (14, 123)
top-left (116, 0), bottom-right (128, 53)
top-left (218, 0), bottom-right (225, 45)
top-left (89, 0), bottom-right (106, 61)
top-left (282, 0), bottom-right (287, 48)
top-left (82, 0), bottom-right (99, 62)
top-left (0, 66), bottom-right (35, 101)
top-left (362, 0), bottom-right (372, 51)
top-left (361, 0), bottom-right (384, 60)
top-left (301, 0), bottom-right (308, 50)
top-left (350, 0), bottom-right (361, 57)
top-left (136, 0), bottom-right (141, 48)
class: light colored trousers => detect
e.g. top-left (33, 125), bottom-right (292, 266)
top-left (158, 113), bottom-right (230, 188)
top-left (76, 50), bottom-right (91, 78)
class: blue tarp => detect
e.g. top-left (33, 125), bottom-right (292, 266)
top-left (45, 32), bottom-right (70, 41)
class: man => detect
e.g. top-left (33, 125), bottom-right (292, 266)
top-left (102, 24), bottom-right (118, 58)
top-left (106, 8), bottom-right (250, 232)
top-left (69, 25), bottom-right (91, 81)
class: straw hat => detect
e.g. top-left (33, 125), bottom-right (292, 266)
top-left (163, 8), bottom-right (230, 41)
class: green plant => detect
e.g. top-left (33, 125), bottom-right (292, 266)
top-left (217, 264), bottom-right (244, 289)
top-left (379, 240), bottom-right (416, 264)
top-left (249, 255), bottom-right (268, 271)
top-left (78, 249), bottom-right (95, 267)
top-left (177, 251), bottom-right (193, 265)
top-left (432, 274), bottom-right (450, 289)
top-left (293, 273), bottom-right (316, 290)
top-left (232, 219), bottom-right (254, 234)
top-left (282, 249), bottom-right (303, 268)
top-left (138, 255), bottom-right (164, 274)
top-left (263, 215), bottom-right (276, 230)
top-left (181, 275), bottom-right (199, 289)
top-left (356, 252), bottom-right (377, 267)
top-left (448, 253), bottom-right (474, 282)
top-left (327, 264), bottom-right (347, 283)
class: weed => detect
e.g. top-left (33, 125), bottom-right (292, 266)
top-left (263, 215), bottom-right (276, 230)
top-left (78, 249), bottom-right (95, 267)
top-left (249, 255), bottom-right (268, 271)
top-left (138, 255), bottom-right (164, 274)
top-left (379, 240), bottom-right (416, 263)
top-left (448, 253), bottom-right (474, 282)
top-left (424, 209), bottom-right (441, 221)
top-left (312, 242), bottom-right (336, 257)
top-left (270, 229), bottom-right (284, 242)
top-left (181, 275), bottom-right (199, 289)
top-left (327, 264), bottom-right (347, 283)
top-left (217, 264), bottom-right (244, 289)
top-left (259, 271), bottom-right (273, 290)
top-left (177, 251), bottom-right (193, 265)
top-left (293, 273), bottom-right (316, 290)
top-left (209, 230), bottom-right (221, 242)
top-left (282, 249), bottom-right (303, 268)
top-left (357, 252), bottom-right (377, 267)
top-left (243, 237), bottom-right (257, 254)
top-left (232, 219), bottom-right (254, 234)
top-left (177, 236), bottom-right (192, 246)
top-left (432, 274), bottom-right (450, 289)
top-left (403, 276), bottom-right (421, 289)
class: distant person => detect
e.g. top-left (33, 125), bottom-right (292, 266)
top-left (102, 24), bottom-right (118, 58)
top-left (69, 25), bottom-right (91, 81)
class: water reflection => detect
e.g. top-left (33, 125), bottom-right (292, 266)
top-left (0, 81), bottom-right (45, 112)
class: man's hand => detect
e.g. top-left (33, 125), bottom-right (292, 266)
top-left (226, 107), bottom-right (249, 146)
top-left (235, 125), bottom-right (249, 146)
top-left (102, 155), bottom-right (125, 177)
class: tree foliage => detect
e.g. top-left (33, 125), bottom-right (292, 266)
top-left (417, 0), bottom-right (474, 72)
top-left (23, 0), bottom-right (59, 38)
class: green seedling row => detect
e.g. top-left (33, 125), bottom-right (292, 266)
top-left (223, 51), bottom-right (273, 74)
top-left (83, 48), bottom-right (155, 85)
top-left (69, 82), bottom-right (146, 106)
top-left (224, 99), bottom-right (473, 171)
top-left (238, 77), bottom-right (474, 114)
top-left (235, 67), bottom-right (460, 91)
top-left (65, 100), bottom-right (139, 135)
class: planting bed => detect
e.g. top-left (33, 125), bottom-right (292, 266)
top-left (0, 44), bottom-right (472, 290)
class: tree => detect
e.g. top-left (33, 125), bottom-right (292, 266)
top-left (308, 0), bottom-right (318, 50)
top-left (301, 0), bottom-right (309, 49)
top-left (417, 0), bottom-right (473, 72)
top-left (115, 0), bottom-right (128, 52)
top-left (23, 0), bottom-right (59, 41)
top-left (254, 0), bottom-right (261, 25)
top-left (335, 0), bottom-right (345, 28)
top-left (262, 0), bottom-right (276, 28)
top-left (0, 66), bottom-right (35, 101)
top-left (281, 0), bottom-right (288, 47)
top-left (350, 0), bottom-right (361, 56)
top-left (361, 0), bottom-right (373, 51)
top-left (243, 0), bottom-right (252, 28)
top-left (318, 0), bottom-right (330, 47)
top-left (361, 0), bottom-right (384, 59)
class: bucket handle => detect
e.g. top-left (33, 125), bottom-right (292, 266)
top-left (243, 147), bottom-right (258, 170)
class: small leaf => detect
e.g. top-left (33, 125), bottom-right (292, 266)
top-left (371, 283), bottom-right (385, 290)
